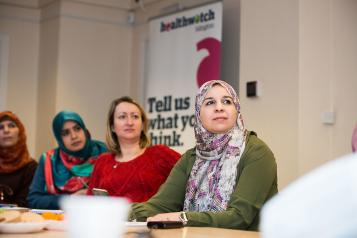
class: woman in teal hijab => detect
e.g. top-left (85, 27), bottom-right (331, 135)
top-left (28, 111), bottom-right (107, 209)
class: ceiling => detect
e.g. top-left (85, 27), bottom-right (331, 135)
top-left (0, 0), bottom-right (163, 11)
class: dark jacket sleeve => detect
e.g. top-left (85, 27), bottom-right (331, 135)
top-left (27, 155), bottom-right (62, 209)
top-left (13, 160), bottom-right (38, 207)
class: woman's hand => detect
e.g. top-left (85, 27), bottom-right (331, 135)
top-left (147, 212), bottom-right (181, 221)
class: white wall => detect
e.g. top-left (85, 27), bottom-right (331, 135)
top-left (298, 0), bottom-right (357, 174)
top-left (53, 1), bottom-right (133, 155)
top-left (330, 0), bottom-right (357, 157)
top-left (240, 0), bottom-right (300, 187)
top-left (0, 33), bottom-right (9, 111)
top-left (240, 0), bottom-right (357, 187)
top-left (36, 1), bottom-right (60, 155)
top-left (0, 4), bottom-right (40, 157)
top-left (1, 0), bottom-right (133, 158)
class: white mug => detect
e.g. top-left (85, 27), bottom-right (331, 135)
top-left (60, 195), bottom-right (129, 238)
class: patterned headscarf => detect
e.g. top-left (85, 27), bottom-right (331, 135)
top-left (44, 111), bottom-right (107, 194)
top-left (183, 80), bottom-right (247, 212)
top-left (352, 123), bottom-right (357, 153)
top-left (0, 111), bottom-right (33, 173)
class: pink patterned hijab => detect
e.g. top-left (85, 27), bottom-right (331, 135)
top-left (183, 80), bottom-right (248, 212)
top-left (352, 123), bottom-right (357, 153)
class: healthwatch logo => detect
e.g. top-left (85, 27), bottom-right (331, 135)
top-left (160, 9), bottom-right (215, 32)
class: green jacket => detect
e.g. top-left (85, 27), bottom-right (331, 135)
top-left (129, 131), bottom-right (278, 230)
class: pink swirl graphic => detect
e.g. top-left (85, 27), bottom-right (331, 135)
top-left (196, 37), bottom-right (221, 87)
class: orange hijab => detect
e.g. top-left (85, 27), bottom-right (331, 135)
top-left (0, 111), bottom-right (32, 173)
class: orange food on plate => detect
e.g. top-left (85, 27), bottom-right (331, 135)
top-left (57, 214), bottom-right (64, 220)
top-left (41, 212), bottom-right (64, 221)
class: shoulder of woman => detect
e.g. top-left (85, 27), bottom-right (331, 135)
top-left (181, 147), bottom-right (196, 157)
top-left (21, 159), bottom-right (38, 175)
top-left (12, 159), bottom-right (37, 174)
top-left (36, 148), bottom-right (56, 165)
top-left (37, 152), bottom-right (47, 163)
top-left (96, 152), bottom-right (114, 161)
top-left (148, 144), bottom-right (180, 155)
top-left (91, 140), bottom-right (108, 152)
top-left (242, 131), bottom-right (275, 162)
top-left (175, 147), bottom-right (196, 165)
top-left (28, 159), bottom-right (38, 168)
top-left (149, 144), bottom-right (172, 151)
top-left (146, 145), bottom-right (180, 164)
top-left (41, 148), bottom-right (59, 157)
top-left (174, 148), bottom-right (197, 173)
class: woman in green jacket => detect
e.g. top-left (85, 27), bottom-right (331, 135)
top-left (130, 80), bottom-right (278, 230)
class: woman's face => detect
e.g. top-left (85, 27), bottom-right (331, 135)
top-left (199, 85), bottom-right (238, 134)
top-left (113, 102), bottom-right (143, 143)
top-left (0, 120), bottom-right (20, 148)
top-left (61, 120), bottom-right (86, 152)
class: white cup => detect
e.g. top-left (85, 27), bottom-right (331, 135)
top-left (60, 195), bottom-right (129, 238)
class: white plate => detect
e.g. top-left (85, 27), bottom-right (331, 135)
top-left (30, 209), bottom-right (64, 214)
top-left (0, 206), bottom-right (29, 212)
top-left (0, 222), bottom-right (47, 234)
top-left (45, 220), bottom-right (66, 231)
top-left (125, 221), bottom-right (147, 227)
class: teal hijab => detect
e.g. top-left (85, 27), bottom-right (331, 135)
top-left (44, 111), bottom-right (107, 194)
top-left (52, 111), bottom-right (104, 159)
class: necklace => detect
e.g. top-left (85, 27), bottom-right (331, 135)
top-left (113, 162), bottom-right (118, 169)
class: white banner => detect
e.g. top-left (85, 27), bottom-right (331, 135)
top-left (146, 1), bottom-right (222, 153)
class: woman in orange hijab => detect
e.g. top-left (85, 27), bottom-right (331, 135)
top-left (0, 111), bottom-right (37, 207)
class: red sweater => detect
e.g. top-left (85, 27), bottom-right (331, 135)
top-left (88, 145), bottom-right (180, 202)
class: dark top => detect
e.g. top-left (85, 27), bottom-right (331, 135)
top-left (0, 160), bottom-right (38, 207)
top-left (28, 156), bottom-right (61, 209)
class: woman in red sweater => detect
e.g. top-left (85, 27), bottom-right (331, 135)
top-left (88, 96), bottom-right (180, 202)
